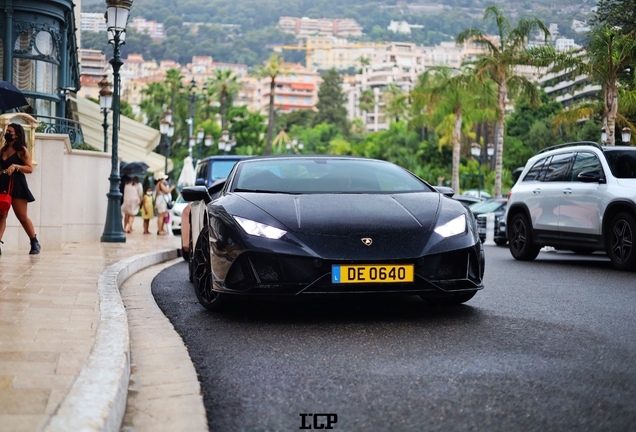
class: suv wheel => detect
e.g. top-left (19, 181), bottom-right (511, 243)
top-left (607, 212), bottom-right (636, 271)
top-left (509, 213), bottom-right (541, 261)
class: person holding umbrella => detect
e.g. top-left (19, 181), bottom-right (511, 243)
top-left (0, 123), bottom-right (40, 255)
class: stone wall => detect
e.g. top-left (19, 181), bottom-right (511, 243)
top-left (2, 133), bottom-right (111, 251)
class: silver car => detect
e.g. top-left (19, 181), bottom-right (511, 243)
top-left (506, 142), bottom-right (636, 270)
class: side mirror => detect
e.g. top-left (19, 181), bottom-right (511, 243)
top-left (181, 186), bottom-right (212, 204)
top-left (433, 186), bottom-right (455, 197)
top-left (207, 179), bottom-right (227, 201)
top-left (577, 171), bottom-right (605, 183)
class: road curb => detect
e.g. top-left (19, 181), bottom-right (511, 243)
top-left (43, 248), bottom-right (179, 432)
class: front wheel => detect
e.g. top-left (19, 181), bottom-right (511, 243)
top-left (509, 213), bottom-right (541, 261)
top-left (607, 212), bottom-right (636, 271)
top-left (192, 225), bottom-right (226, 310)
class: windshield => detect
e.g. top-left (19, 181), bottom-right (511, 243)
top-left (232, 158), bottom-right (431, 194)
top-left (210, 161), bottom-right (242, 181)
top-left (604, 149), bottom-right (636, 179)
top-left (469, 200), bottom-right (506, 213)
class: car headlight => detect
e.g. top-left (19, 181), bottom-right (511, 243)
top-left (434, 214), bottom-right (466, 238)
top-left (233, 216), bottom-right (286, 239)
top-left (173, 208), bottom-right (182, 216)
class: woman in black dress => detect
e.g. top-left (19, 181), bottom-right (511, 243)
top-left (0, 123), bottom-right (40, 254)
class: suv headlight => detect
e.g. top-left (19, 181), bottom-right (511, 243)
top-left (434, 214), bottom-right (467, 238)
top-left (233, 216), bottom-right (286, 239)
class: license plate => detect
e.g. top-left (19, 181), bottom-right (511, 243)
top-left (332, 264), bottom-right (414, 284)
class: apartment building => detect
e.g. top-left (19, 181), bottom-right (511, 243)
top-left (131, 18), bottom-right (165, 40)
top-left (77, 49), bottom-right (111, 99)
top-left (347, 43), bottom-right (426, 132)
top-left (80, 12), bottom-right (107, 33)
top-left (252, 63), bottom-right (321, 114)
top-left (306, 37), bottom-right (382, 71)
top-left (279, 16), bottom-right (363, 38)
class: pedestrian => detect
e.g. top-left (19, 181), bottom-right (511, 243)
top-left (0, 123), bottom-right (40, 255)
top-left (141, 186), bottom-right (154, 234)
top-left (121, 176), bottom-right (142, 233)
top-left (154, 173), bottom-right (175, 235)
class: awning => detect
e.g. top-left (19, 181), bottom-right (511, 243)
top-left (290, 83), bottom-right (315, 90)
top-left (72, 95), bottom-right (172, 173)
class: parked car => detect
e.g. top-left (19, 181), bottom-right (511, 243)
top-left (180, 155), bottom-right (251, 260)
top-left (462, 190), bottom-right (492, 199)
top-left (506, 141), bottom-right (636, 270)
top-left (169, 194), bottom-right (188, 234)
top-left (182, 155), bottom-right (485, 311)
top-left (469, 199), bottom-right (508, 245)
top-left (452, 194), bottom-right (482, 210)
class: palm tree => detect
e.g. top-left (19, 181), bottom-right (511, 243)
top-left (207, 69), bottom-right (243, 130)
top-left (251, 54), bottom-right (293, 155)
top-left (359, 89), bottom-right (375, 113)
top-left (421, 67), bottom-right (496, 192)
top-left (381, 83), bottom-right (409, 123)
top-left (536, 25), bottom-right (636, 145)
top-left (457, 6), bottom-right (549, 197)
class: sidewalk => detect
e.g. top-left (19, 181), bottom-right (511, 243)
top-left (0, 217), bottom-right (202, 432)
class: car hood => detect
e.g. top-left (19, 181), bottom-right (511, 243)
top-left (238, 192), bottom-right (441, 234)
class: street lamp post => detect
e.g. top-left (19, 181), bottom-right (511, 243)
top-left (470, 142), bottom-right (494, 198)
top-left (101, 0), bottom-right (132, 243)
top-left (98, 77), bottom-right (112, 153)
top-left (470, 142), bottom-right (482, 197)
top-left (197, 128), bottom-right (205, 163)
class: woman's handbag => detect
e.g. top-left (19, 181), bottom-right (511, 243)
top-left (0, 174), bottom-right (14, 213)
top-left (163, 194), bottom-right (174, 210)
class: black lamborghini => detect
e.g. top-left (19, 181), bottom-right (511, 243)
top-left (182, 155), bottom-right (485, 310)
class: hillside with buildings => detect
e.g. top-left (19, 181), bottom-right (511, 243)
top-left (80, 0), bottom-right (598, 66)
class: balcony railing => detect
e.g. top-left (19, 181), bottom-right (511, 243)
top-left (33, 115), bottom-right (87, 149)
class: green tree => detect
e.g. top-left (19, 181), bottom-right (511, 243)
top-left (538, 25), bottom-right (636, 145)
top-left (207, 69), bottom-right (243, 129)
top-left (358, 89), bottom-right (376, 115)
top-left (457, 5), bottom-right (549, 197)
top-left (313, 69), bottom-right (349, 135)
top-left (592, 0), bottom-right (636, 34)
top-left (251, 54), bottom-right (292, 155)
top-left (381, 83), bottom-right (409, 123)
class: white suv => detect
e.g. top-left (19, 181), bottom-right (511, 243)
top-left (506, 142), bottom-right (636, 270)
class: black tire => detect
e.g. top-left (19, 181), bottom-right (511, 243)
top-left (606, 212), bottom-right (636, 271)
top-left (509, 213), bottom-right (541, 261)
top-left (421, 291), bottom-right (477, 305)
top-left (192, 225), bottom-right (225, 310)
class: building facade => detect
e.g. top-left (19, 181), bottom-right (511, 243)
top-left (347, 43), bottom-right (426, 132)
top-left (254, 63), bottom-right (321, 114)
top-left (279, 16), bottom-right (363, 38)
top-left (0, 0), bottom-right (81, 117)
top-left (77, 48), bottom-right (110, 100)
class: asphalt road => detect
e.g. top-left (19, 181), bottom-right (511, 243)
top-left (151, 246), bottom-right (636, 432)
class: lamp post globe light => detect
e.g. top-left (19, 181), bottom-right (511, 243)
top-left (101, 0), bottom-right (133, 243)
top-left (217, 129), bottom-right (236, 155)
top-left (621, 127), bottom-right (632, 144)
top-left (98, 77), bottom-right (113, 153)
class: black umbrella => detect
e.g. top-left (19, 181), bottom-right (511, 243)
top-left (0, 81), bottom-right (29, 111)
top-left (120, 161), bottom-right (149, 175)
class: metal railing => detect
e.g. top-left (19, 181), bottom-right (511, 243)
top-left (33, 115), bottom-right (87, 149)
